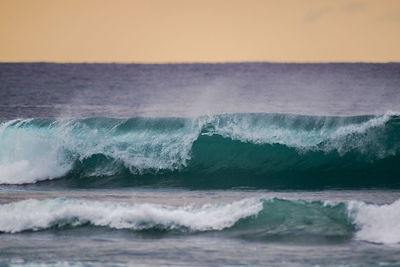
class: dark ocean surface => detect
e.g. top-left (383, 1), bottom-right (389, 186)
top-left (0, 63), bottom-right (400, 266)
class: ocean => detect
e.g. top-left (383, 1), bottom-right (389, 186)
top-left (0, 62), bottom-right (399, 266)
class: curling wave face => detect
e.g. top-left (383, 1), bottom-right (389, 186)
top-left (1, 197), bottom-right (400, 245)
top-left (0, 112), bottom-right (399, 188)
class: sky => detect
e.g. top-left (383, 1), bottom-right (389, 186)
top-left (1, 0), bottom-right (400, 63)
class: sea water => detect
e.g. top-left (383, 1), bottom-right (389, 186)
top-left (0, 63), bottom-right (400, 266)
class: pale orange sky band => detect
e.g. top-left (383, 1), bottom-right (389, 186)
top-left (1, 0), bottom-right (400, 63)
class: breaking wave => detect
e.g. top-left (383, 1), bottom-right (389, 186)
top-left (1, 197), bottom-right (400, 244)
top-left (0, 112), bottom-right (399, 188)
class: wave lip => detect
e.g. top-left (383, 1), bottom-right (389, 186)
top-left (204, 112), bottom-right (396, 149)
top-left (0, 112), bottom-right (399, 187)
top-left (1, 197), bottom-right (399, 245)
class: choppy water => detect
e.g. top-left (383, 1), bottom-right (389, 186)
top-left (0, 63), bottom-right (400, 266)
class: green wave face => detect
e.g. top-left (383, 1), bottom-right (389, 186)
top-left (0, 113), bottom-right (399, 189)
top-left (227, 198), bottom-right (354, 243)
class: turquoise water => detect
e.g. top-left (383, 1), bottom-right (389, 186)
top-left (0, 63), bottom-right (400, 266)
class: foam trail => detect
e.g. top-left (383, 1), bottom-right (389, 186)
top-left (0, 198), bottom-right (263, 233)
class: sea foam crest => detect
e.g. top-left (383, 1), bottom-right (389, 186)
top-left (204, 112), bottom-right (394, 149)
top-left (348, 198), bottom-right (400, 244)
top-left (0, 198), bottom-right (263, 233)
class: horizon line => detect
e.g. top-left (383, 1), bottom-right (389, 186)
top-left (1, 60), bottom-right (400, 64)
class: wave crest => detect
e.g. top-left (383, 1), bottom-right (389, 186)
top-left (0, 112), bottom-right (399, 186)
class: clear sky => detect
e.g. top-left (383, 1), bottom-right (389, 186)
top-left (1, 0), bottom-right (400, 63)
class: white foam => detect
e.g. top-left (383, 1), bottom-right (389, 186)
top-left (348, 199), bottom-right (400, 244)
top-left (0, 198), bottom-right (263, 233)
top-left (0, 160), bottom-right (66, 184)
top-left (0, 120), bottom-right (72, 184)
